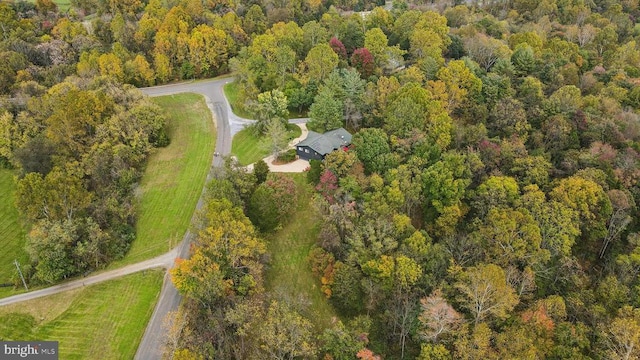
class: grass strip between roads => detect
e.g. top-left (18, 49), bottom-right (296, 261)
top-left (0, 270), bottom-right (163, 359)
top-left (265, 173), bottom-right (337, 331)
top-left (223, 81), bottom-right (253, 119)
top-left (0, 169), bottom-right (29, 299)
top-left (113, 93), bottom-right (215, 267)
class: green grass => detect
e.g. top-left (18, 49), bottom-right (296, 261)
top-left (0, 169), bottom-right (29, 299)
top-left (265, 174), bottom-right (337, 330)
top-left (231, 124), bottom-right (301, 166)
top-left (55, 0), bottom-right (71, 11)
top-left (26, 0), bottom-right (71, 12)
top-left (223, 81), bottom-right (253, 119)
top-left (0, 270), bottom-right (163, 359)
top-left (112, 93), bottom-right (215, 267)
top-left (231, 128), bottom-right (270, 166)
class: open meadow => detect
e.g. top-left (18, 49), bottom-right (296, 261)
top-left (0, 169), bottom-right (29, 299)
top-left (0, 270), bottom-right (163, 359)
top-left (265, 174), bottom-right (337, 330)
top-left (112, 93), bottom-right (215, 267)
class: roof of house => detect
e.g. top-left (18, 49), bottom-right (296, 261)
top-left (297, 128), bottom-right (352, 156)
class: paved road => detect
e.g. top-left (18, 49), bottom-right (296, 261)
top-left (140, 78), bottom-right (255, 162)
top-left (0, 249), bottom-right (176, 307)
top-left (135, 78), bottom-right (242, 359)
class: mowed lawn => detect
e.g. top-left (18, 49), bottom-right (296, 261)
top-left (231, 128), bottom-right (271, 166)
top-left (231, 124), bottom-right (301, 166)
top-left (0, 270), bottom-right (163, 359)
top-left (265, 174), bottom-right (337, 330)
top-left (53, 0), bottom-right (71, 11)
top-left (114, 93), bottom-right (215, 266)
top-left (27, 0), bottom-right (71, 11)
top-left (0, 169), bottom-right (29, 299)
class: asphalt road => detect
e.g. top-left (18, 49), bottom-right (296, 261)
top-left (139, 78), bottom-right (255, 163)
top-left (134, 78), bottom-right (240, 360)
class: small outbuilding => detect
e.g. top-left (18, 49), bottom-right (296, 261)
top-left (296, 128), bottom-right (352, 161)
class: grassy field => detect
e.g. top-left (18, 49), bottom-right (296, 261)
top-left (26, 0), bottom-right (71, 12)
top-left (0, 169), bottom-right (29, 299)
top-left (54, 0), bottom-right (71, 11)
top-left (231, 124), bottom-right (301, 166)
top-left (265, 174), bottom-right (337, 330)
top-left (0, 270), bottom-right (163, 359)
top-left (112, 93), bottom-right (215, 267)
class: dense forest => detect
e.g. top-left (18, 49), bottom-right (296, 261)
top-left (1, 0), bottom-right (640, 358)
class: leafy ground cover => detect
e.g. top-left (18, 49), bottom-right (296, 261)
top-left (231, 124), bottom-right (301, 166)
top-left (112, 93), bottom-right (215, 267)
top-left (0, 270), bottom-right (163, 359)
top-left (0, 169), bottom-right (29, 299)
top-left (265, 173), bottom-right (337, 330)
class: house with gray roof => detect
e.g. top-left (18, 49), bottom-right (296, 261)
top-left (296, 128), bottom-right (352, 161)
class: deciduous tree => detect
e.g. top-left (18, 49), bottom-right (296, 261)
top-left (350, 48), bottom-right (375, 78)
top-left (435, 60), bottom-right (482, 112)
top-left (455, 263), bottom-right (519, 324)
top-left (303, 43), bottom-right (338, 84)
top-left (464, 33), bottom-right (511, 71)
top-left (603, 306), bottom-right (640, 360)
top-left (418, 289), bottom-right (462, 342)
top-left (253, 89), bottom-right (289, 133)
top-left (17, 166), bottom-right (92, 223)
top-left (27, 219), bottom-right (78, 283)
top-left (257, 300), bottom-right (317, 359)
top-left (188, 25), bottom-right (232, 77)
top-left (550, 176), bottom-right (612, 245)
top-left (171, 250), bottom-right (229, 306)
